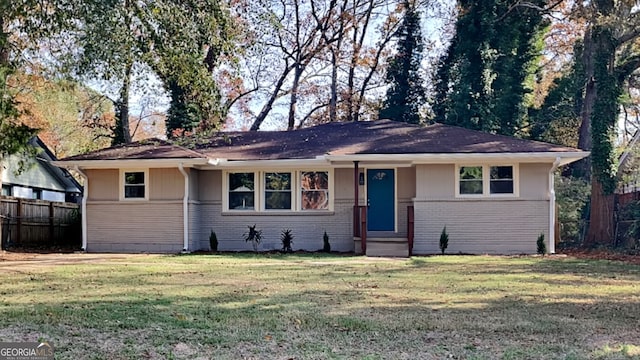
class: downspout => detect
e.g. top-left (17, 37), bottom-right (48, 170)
top-left (74, 166), bottom-right (88, 251)
top-left (548, 157), bottom-right (561, 254)
top-left (178, 163), bottom-right (189, 252)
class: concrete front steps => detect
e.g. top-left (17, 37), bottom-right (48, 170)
top-left (354, 237), bottom-right (409, 257)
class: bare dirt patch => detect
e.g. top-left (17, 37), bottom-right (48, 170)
top-left (0, 251), bottom-right (160, 272)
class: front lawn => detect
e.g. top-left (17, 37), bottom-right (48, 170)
top-left (0, 253), bottom-right (638, 359)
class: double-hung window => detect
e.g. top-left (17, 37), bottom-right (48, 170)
top-left (228, 172), bottom-right (255, 210)
top-left (459, 166), bottom-right (483, 195)
top-left (457, 165), bottom-right (517, 197)
top-left (300, 171), bottom-right (329, 210)
top-left (122, 170), bottom-right (148, 200)
top-left (490, 166), bottom-right (514, 194)
top-left (265, 172), bottom-right (292, 210)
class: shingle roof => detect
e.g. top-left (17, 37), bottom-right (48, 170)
top-left (59, 120), bottom-right (581, 162)
top-left (60, 138), bottom-right (206, 161)
top-left (196, 120), bottom-right (580, 160)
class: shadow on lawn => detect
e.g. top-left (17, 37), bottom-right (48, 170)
top-left (1, 282), bottom-right (639, 359)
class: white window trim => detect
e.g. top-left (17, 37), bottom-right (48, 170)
top-left (223, 169), bottom-right (334, 212)
top-left (455, 164), bottom-right (519, 198)
top-left (119, 169), bottom-right (149, 201)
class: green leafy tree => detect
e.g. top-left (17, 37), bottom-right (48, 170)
top-left (581, 16), bottom-right (640, 245)
top-left (378, 0), bottom-right (425, 125)
top-left (1, 0), bottom-right (78, 160)
top-left (65, 0), bottom-right (233, 143)
top-left (432, 0), bottom-right (548, 136)
top-left (144, 0), bottom-right (233, 137)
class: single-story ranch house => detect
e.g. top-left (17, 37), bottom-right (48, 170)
top-left (53, 120), bottom-right (588, 256)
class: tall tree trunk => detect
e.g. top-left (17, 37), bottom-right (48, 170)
top-left (112, 59), bottom-right (133, 145)
top-left (572, 29), bottom-right (595, 179)
top-left (584, 22), bottom-right (620, 246)
top-left (0, 17), bottom-right (7, 66)
top-left (586, 177), bottom-right (615, 245)
top-left (250, 62), bottom-right (293, 131)
top-left (288, 64), bottom-right (304, 130)
top-left (328, 45), bottom-right (340, 123)
top-left (346, 21), bottom-right (359, 122)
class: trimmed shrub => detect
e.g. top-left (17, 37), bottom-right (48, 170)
top-left (323, 231), bottom-right (331, 252)
top-left (537, 233), bottom-right (547, 255)
top-left (209, 230), bottom-right (218, 252)
top-left (439, 226), bottom-right (449, 254)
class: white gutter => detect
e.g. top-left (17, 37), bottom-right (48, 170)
top-left (178, 163), bottom-right (189, 252)
top-left (74, 166), bottom-right (89, 251)
top-left (51, 158), bottom-right (208, 169)
top-left (548, 157), bottom-right (562, 254)
top-left (201, 157), bottom-right (330, 169)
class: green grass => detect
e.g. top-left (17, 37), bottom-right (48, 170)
top-left (1, 253), bottom-right (639, 359)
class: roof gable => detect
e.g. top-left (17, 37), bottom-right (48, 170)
top-left (2, 137), bottom-right (82, 193)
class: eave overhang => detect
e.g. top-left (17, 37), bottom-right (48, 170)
top-left (323, 151), bottom-right (590, 167)
top-left (51, 158), bottom-right (209, 169)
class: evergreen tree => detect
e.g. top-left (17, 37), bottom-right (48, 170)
top-left (378, 0), bottom-right (425, 125)
top-left (432, 0), bottom-right (548, 136)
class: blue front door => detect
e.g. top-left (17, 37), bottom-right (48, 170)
top-left (367, 169), bottom-right (395, 231)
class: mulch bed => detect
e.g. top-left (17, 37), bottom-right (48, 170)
top-left (558, 248), bottom-right (640, 265)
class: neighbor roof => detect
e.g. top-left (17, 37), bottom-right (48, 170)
top-left (57, 120), bottom-right (583, 163)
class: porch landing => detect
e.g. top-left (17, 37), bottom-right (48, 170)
top-left (354, 237), bottom-right (409, 258)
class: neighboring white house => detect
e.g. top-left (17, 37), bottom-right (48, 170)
top-left (54, 120), bottom-right (588, 256)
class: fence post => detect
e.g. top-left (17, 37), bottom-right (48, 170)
top-left (49, 202), bottom-right (55, 244)
top-left (16, 198), bottom-right (22, 246)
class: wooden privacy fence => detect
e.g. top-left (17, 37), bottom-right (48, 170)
top-left (0, 196), bottom-right (81, 249)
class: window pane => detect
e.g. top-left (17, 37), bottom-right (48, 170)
top-left (265, 173), bottom-right (291, 190)
top-left (265, 191), bottom-right (292, 209)
top-left (229, 173), bottom-right (254, 210)
top-left (490, 166), bottom-right (514, 194)
top-left (460, 166), bottom-right (482, 180)
top-left (301, 190), bottom-right (328, 210)
top-left (491, 166), bottom-right (513, 180)
top-left (229, 192), bottom-right (254, 210)
top-left (460, 180), bottom-right (483, 194)
top-left (301, 172), bottom-right (328, 190)
top-left (125, 185), bottom-right (145, 198)
top-left (490, 180), bottom-right (513, 194)
top-left (125, 172), bottom-right (145, 185)
top-left (229, 173), bottom-right (254, 191)
top-left (459, 166), bottom-right (483, 194)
